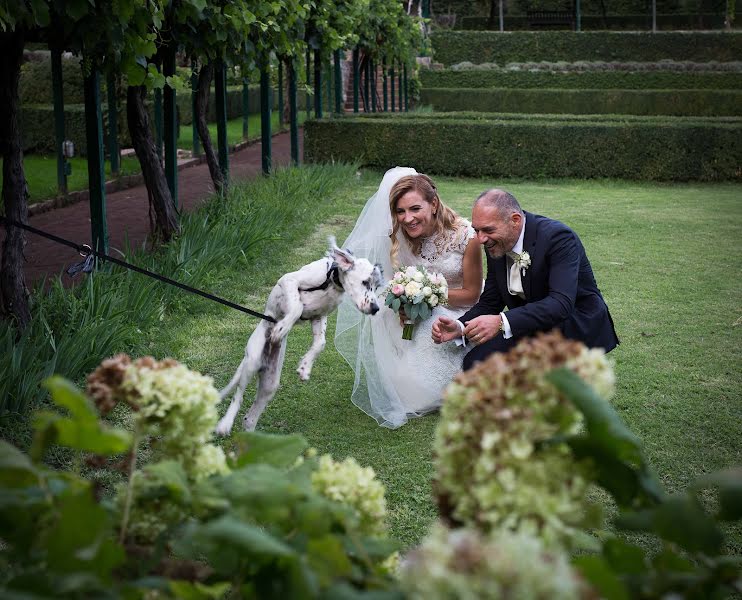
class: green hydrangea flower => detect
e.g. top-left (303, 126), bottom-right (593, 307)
top-left (433, 332), bottom-right (614, 548)
top-left (311, 455), bottom-right (388, 536)
top-left (400, 523), bottom-right (587, 600)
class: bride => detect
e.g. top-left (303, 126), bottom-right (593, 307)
top-left (335, 167), bottom-right (482, 428)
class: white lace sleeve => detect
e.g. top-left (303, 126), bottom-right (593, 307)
top-left (454, 219), bottom-right (476, 253)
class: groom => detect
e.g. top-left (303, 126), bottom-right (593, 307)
top-left (432, 189), bottom-right (618, 370)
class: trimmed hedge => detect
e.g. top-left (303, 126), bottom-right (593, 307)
top-left (431, 31), bottom-right (742, 65)
top-left (420, 69), bottom-right (742, 90)
top-left (304, 113), bottom-right (742, 181)
top-left (20, 56), bottom-right (85, 104)
top-left (458, 14), bottom-right (738, 31)
top-left (420, 87), bottom-right (742, 116)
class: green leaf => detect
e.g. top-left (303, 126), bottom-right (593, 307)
top-left (617, 495), bottom-right (725, 556)
top-left (602, 538), bottom-right (647, 575)
top-left (307, 535), bottom-right (353, 586)
top-left (169, 580), bottom-right (231, 600)
top-left (197, 515), bottom-right (296, 557)
top-left (140, 460), bottom-right (192, 504)
top-left (572, 555), bottom-right (630, 600)
top-left (45, 488), bottom-right (125, 580)
top-left (0, 440), bottom-right (38, 487)
top-left (232, 431), bottom-right (308, 468)
top-left (43, 376), bottom-right (97, 424)
top-left (391, 297), bottom-right (400, 312)
top-left (694, 468), bottom-right (742, 521)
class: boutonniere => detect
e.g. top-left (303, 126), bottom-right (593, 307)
top-left (514, 251), bottom-right (531, 275)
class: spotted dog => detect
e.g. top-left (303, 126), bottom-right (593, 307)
top-left (215, 237), bottom-right (382, 433)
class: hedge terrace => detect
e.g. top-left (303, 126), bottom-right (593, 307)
top-left (431, 31), bottom-right (742, 65)
top-left (304, 113), bottom-right (742, 181)
top-left (458, 14), bottom-right (741, 30)
top-left (420, 88), bottom-right (742, 117)
top-left (420, 69), bottom-right (742, 90)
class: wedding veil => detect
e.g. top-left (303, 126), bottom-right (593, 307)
top-left (334, 166), bottom-right (419, 427)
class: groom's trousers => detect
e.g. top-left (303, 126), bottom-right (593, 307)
top-left (462, 334), bottom-right (520, 371)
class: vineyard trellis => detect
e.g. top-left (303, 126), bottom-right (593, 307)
top-left (0, 0), bottom-right (424, 330)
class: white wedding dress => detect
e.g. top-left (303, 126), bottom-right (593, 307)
top-left (335, 167), bottom-right (476, 428)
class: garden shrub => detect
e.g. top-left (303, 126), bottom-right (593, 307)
top-left (20, 54), bottom-right (85, 104)
top-left (420, 87), bottom-right (742, 117)
top-left (431, 31), bottom-right (742, 65)
top-left (421, 68), bottom-right (742, 90)
top-left (304, 113), bottom-right (742, 181)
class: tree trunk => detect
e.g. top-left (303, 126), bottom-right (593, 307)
top-left (126, 85), bottom-right (179, 242)
top-left (194, 62), bottom-right (225, 195)
top-left (0, 29), bottom-right (31, 330)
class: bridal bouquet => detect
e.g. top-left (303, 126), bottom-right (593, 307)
top-left (383, 266), bottom-right (448, 340)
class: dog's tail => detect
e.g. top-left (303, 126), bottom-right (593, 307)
top-left (218, 362), bottom-right (245, 400)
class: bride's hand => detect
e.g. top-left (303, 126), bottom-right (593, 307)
top-left (398, 307), bottom-right (407, 327)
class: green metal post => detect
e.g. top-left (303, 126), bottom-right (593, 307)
top-left (383, 57), bottom-right (388, 111)
top-left (191, 66), bottom-right (200, 157)
top-left (305, 48), bottom-right (311, 118)
top-left (334, 49), bottom-right (342, 114)
top-left (289, 59), bottom-right (299, 165)
top-left (242, 79), bottom-right (249, 140)
top-left (403, 62), bottom-right (409, 112)
top-left (82, 68), bottom-right (108, 259)
top-left (352, 48), bottom-right (360, 113)
top-left (390, 60), bottom-right (395, 112)
top-left (324, 60), bottom-right (333, 113)
top-left (260, 66), bottom-right (272, 175)
top-left (163, 48), bottom-right (178, 207)
top-left (363, 57), bottom-right (370, 112)
top-left (576, 0), bottom-right (582, 31)
top-left (314, 49), bottom-right (322, 118)
top-left (106, 74), bottom-right (120, 176)
top-left (214, 62), bottom-right (229, 185)
top-left (371, 60), bottom-right (377, 112)
top-left (278, 60), bottom-right (284, 127)
top-left (422, 0), bottom-right (431, 18)
top-left (51, 46), bottom-right (67, 195)
top-left (154, 86), bottom-right (163, 160)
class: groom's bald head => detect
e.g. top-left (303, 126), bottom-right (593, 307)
top-left (474, 189), bottom-right (523, 220)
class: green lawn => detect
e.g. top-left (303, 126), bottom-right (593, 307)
top-left (139, 170), bottom-right (741, 550)
top-left (1, 155), bottom-right (141, 205)
top-left (3, 112), bottom-right (306, 205)
top-left (176, 111), bottom-right (307, 150)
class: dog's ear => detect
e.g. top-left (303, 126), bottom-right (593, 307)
top-left (328, 236), bottom-right (355, 271)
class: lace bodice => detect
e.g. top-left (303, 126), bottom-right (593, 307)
top-left (417, 219), bottom-right (475, 289)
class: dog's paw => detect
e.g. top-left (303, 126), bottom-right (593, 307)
top-left (214, 418), bottom-right (233, 436)
top-left (297, 363), bottom-right (312, 381)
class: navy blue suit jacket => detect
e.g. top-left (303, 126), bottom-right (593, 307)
top-left (460, 212), bottom-right (619, 352)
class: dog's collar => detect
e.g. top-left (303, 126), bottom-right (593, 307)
top-left (301, 262), bottom-right (343, 292)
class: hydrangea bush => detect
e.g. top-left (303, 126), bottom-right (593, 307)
top-left (400, 523), bottom-right (588, 600)
top-left (433, 331), bottom-right (615, 549)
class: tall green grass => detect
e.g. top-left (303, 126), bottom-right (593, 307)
top-left (0, 164), bottom-right (357, 448)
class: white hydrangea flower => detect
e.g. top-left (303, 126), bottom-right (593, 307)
top-left (400, 524), bottom-right (587, 600)
top-left (412, 271), bottom-right (425, 282)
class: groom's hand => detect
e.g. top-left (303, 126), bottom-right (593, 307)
top-left (463, 315), bottom-right (502, 345)
top-left (432, 316), bottom-right (461, 344)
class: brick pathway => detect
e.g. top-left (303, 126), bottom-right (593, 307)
top-left (4, 130), bottom-right (302, 287)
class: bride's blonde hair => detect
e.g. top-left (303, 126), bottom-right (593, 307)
top-left (389, 174), bottom-right (459, 267)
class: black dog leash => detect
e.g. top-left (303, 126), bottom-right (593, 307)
top-left (0, 216), bottom-right (277, 323)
